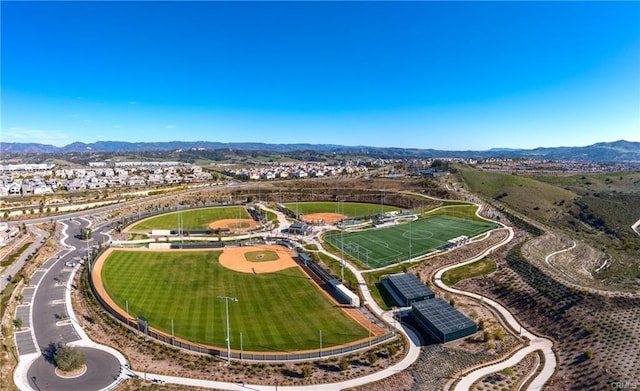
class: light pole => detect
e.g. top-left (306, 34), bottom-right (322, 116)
top-left (216, 295), bottom-right (238, 363)
top-left (409, 220), bottom-right (412, 263)
top-left (340, 199), bottom-right (345, 282)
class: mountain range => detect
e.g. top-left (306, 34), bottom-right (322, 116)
top-left (1, 140), bottom-right (639, 162)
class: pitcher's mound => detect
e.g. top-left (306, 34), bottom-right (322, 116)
top-left (219, 246), bottom-right (297, 273)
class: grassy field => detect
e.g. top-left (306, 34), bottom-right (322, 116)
top-left (441, 258), bottom-right (497, 286)
top-left (423, 204), bottom-right (488, 222)
top-left (362, 264), bottom-right (408, 310)
top-left (458, 167), bottom-right (578, 222)
top-left (458, 167), bottom-right (640, 283)
top-left (101, 250), bottom-right (369, 352)
top-left (128, 206), bottom-right (249, 232)
top-left (324, 215), bottom-right (497, 269)
top-left (283, 202), bottom-right (399, 217)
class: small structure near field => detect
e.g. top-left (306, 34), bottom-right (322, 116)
top-left (382, 273), bottom-right (435, 307)
top-left (287, 222), bottom-right (311, 235)
top-left (411, 298), bottom-right (477, 343)
top-left (448, 235), bottom-right (469, 247)
top-left (328, 279), bottom-right (360, 307)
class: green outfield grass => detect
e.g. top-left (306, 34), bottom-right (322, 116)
top-left (324, 215), bottom-right (498, 269)
top-left (101, 250), bottom-right (369, 351)
top-left (128, 206), bottom-right (249, 232)
top-left (283, 202), bottom-right (399, 218)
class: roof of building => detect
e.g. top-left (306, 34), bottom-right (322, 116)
top-left (412, 298), bottom-right (476, 335)
top-left (387, 273), bottom-right (434, 300)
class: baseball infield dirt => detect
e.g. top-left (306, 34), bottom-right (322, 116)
top-left (209, 218), bottom-right (260, 232)
top-left (91, 246), bottom-right (388, 354)
top-left (301, 213), bottom-right (346, 225)
top-left (218, 245), bottom-right (297, 273)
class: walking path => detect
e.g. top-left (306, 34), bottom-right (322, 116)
top-left (433, 227), bottom-right (556, 391)
top-left (13, 200), bottom-right (557, 390)
top-left (544, 240), bottom-right (577, 283)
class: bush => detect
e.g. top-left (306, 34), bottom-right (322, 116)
top-left (339, 358), bottom-right (349, 371)
top-left (493, 329), bottom-right (505, 341)
top-left (483, 331), bottom-right (491, 342)
top-left (302, 365), bottom-right (312, 378)
top-left (54, 345), bottom-right (85, 372)
top-left (367, 351), bottom-right (378, 365)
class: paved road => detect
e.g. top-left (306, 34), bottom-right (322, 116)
top-left (14, 218), bottom-right (125, 391)
top-left (0, 226), bottom-right (49, 293)
top-left (12, 196), bottom-right (546, 391)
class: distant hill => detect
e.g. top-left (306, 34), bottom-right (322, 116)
top-left (1, 140), bottom-right (639, 162)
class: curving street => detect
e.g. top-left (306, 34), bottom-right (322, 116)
top-left (10, 196), bottom-right (557, 390)
top-left (13, 219), bottom-right (127, 391)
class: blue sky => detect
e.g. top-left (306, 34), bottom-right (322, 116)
top-left (2, 1), bottom-right (639, 150)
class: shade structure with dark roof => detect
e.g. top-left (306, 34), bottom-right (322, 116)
top-left (383, 273), bottom-right (435, 307)
top-left (411, 298), bottom-right (478, 343)
top-left (288, 223), bottom-right (311, 235)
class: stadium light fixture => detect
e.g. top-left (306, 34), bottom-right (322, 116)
top-left (216, 295), bottom-right (238, 363)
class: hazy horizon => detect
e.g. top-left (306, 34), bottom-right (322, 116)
top-left (2, 2), bottom-right (639, 150)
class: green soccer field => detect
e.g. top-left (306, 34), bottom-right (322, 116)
top-left (324, 215), bottom-right (498, 269)
top-left (128, 206), bottom-right (249, 232)
top-left (283, 202), bottom-right (400, 217)
top-left (100, 250), bottom-right (369, 352)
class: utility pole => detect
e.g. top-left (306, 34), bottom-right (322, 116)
top-left (216, 296), bottom-right (238, 363)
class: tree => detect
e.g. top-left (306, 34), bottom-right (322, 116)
top-left (80, 227), bottom-right (92, 240)
top-left (14, 318), bottom-right (23, 329)
top-left (54, 344), bottom-right (85, 372)
top-left (366, 351), bottom-right (379, 365)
